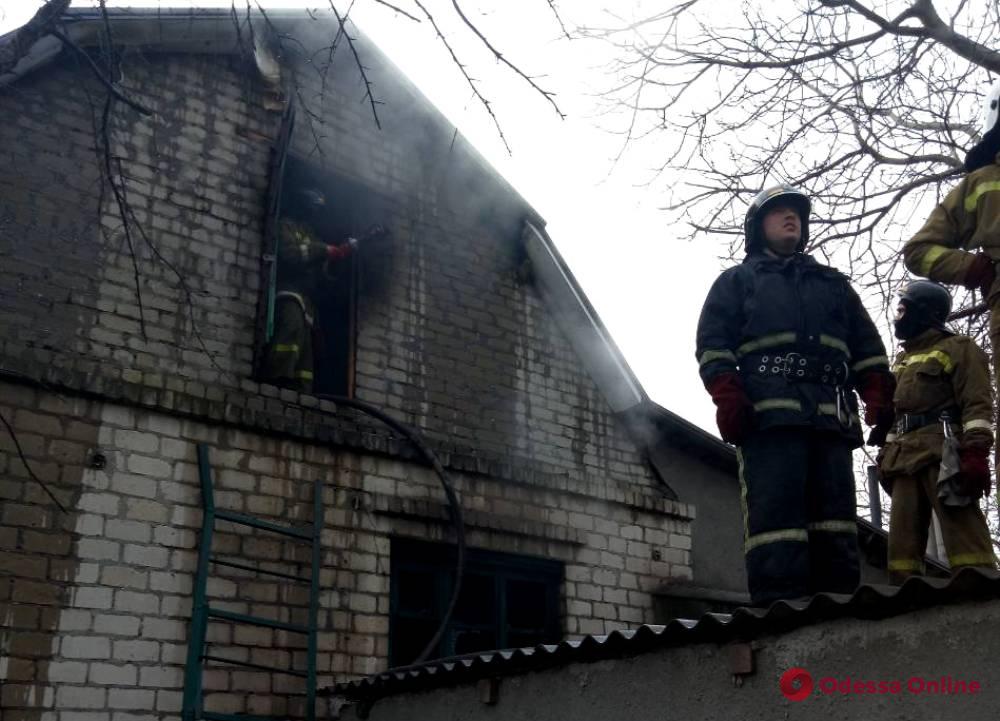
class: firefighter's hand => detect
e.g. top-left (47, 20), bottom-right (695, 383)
top-left (706, 372), bottom-right (755, 446)
top-left (866, 421), bottom-right (891, 448)
top-left (858, 372), bottom-right (896, 426)
top-left (964, 253), bottom-right (996, 298)
top-left (957, 444), bottom-right (991, 498)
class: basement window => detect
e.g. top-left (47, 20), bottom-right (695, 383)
top-left (389, 538), bottom-right (563, 666)
top-left (255, 155), bottom-right (385, 398)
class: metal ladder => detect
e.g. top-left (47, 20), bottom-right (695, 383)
top-left (182, 443), bottom-right (322, 721)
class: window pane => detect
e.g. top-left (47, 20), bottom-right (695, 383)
top-left (451, 627), bottom-right (498, 656)
top-left (391, 618), bottom-right (438, 667)
top-left (506, 578), bottom-right (548, 630)
top-left (396, 570), bottom-right (435, 616)
top-left (453, 573), bottom-right (494, 625)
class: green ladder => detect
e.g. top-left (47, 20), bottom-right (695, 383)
top-left (182, 443), bottom-right (322, 721)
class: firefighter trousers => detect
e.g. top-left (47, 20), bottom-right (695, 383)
top-left (261, 292), bottom-right (315, 393)
top-left (887, 463), bottom-right (996, 583)
top-left (737, 427), bottom-right (860, 605)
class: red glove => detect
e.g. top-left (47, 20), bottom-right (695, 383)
top-left (964, 254), bottom-right (996, 297)
top-left (707, 372), bottom-right (755, 445)
top-left (326, 242), bottom-right (354, 261)
top-left (957, 444), bottom-right (991, 499)
top-left (857, 372), bottom-right (896, 425)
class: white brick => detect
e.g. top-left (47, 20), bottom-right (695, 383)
top-left (94, 614), bottom-right (142, 636)
top-left (106, 519), bottom-right (153, 543)
top-left (62, 635), bottom-right (112, 659)
top-left (139, 665), bottom-right (184, 688)
top-left (123, 544), bottom-right (170, 568)
top-left (113, 640), bottom-right (161, 662)
top-left (109, 688), bottom-right (157, 709)
top-left (77, 493), bottom-right (121, 516)
top-left (127, 455), bottom-right (172, 478)
top-left (73, 586), bottom-right (114, 610)
top-left (111, 473), bottom-right (158, 499)
top-left (115, 430), bottom-right (159, 453)
top-left (47, 660), bottom-right (89, 683)
top-left (77, 538), bottom-right (120, 561)
top-left (90, 663), bottom-right (139, 685)
top-left (115, 590), bottom-right (160, 614)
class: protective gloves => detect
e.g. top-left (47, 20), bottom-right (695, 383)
top-left (964, 253), bottom-right (996, 298)
top-left (956, 443), bottom-right (991, 499)
top-left (857, 372), bottom-right (896, 446)
top-left (706, 372), bottom-right (755, 445)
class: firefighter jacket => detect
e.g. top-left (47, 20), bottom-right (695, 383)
top-left (903, 153), bottom-right (1000, 289)
top-left (696, 252), bottom-right (890, 445)
top-left (277, 219), bottom-right (328, 295)
top-left (879, 329), bottom-right (994, 478)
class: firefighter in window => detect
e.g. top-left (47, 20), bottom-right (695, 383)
top-left (261, 188), bottom-right (378, 393)
top-left (695, 185), bottom-right (895, 606)
top-left (877, 281), bottom-right (996, 582)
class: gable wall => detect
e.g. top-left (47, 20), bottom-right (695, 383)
top-left (0, 25), bottom-right (696, 721)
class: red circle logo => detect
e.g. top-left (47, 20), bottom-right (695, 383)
top-left (780, 667), bottom-right (813, 701)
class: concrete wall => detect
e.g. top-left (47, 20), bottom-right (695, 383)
top-left (0, 18), bottom-right (702, 721)
top-left (647, 438), bottom-right (746, 599)
top-left (338, 599), bottom-right (1000, 721)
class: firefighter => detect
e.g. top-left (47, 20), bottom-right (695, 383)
top-left (878, 280), bottom-right (996, 582)
top-left (903, 81), bottom-right (1000, 381)
top-left (696, 185), bottom-right (895, 605)
top-left (261, 188), bottom-right (356, 393)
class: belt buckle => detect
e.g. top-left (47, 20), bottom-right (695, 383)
top-left (781, 352), bottom-right (807, 379)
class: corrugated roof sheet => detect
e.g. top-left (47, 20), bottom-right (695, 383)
top-left (329, 568), bottom-right (1000, 702)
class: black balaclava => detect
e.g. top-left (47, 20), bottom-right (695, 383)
top-left (893, 301), bottom-right (931, 340)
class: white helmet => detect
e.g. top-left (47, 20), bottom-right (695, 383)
top-left (982, 80), bottom-right (1000, 136)
top-left (965, 80), bottom-right (1000, 171)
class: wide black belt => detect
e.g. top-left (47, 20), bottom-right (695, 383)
top-left (751, 352), bottom-right (848, 386)
top-left (896, 407), bottom-right (961, 435)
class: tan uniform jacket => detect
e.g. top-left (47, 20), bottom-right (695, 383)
top-left (880, 329), bottom-right (994, 478)
top-left (903, 155), bottom-right (1000, 289)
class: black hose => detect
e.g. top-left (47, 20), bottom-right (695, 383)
top-left (315, 394), bottom-right (465, 665)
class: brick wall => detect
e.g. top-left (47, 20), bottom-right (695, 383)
top-left (0, 380), bottom-right (692, 719)
top-left (0, 16), bottom-right (697, 721)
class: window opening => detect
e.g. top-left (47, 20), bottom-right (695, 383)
top-left (390, 538), bottom-right (562, 666)
top-left (256, 155), bottom-right (386, 397)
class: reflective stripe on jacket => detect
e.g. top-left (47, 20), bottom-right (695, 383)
top-left (696, 252), bottom-right (890, 444)
top-left (903, 155), bottom-right (1000, 287)
top-left (880, 329), bottom-right (994, 478)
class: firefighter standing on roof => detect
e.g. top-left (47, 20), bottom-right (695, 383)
top-left (878, 281), bottom-right (996, 582)
top-left (904, 82), bottom-right (1000, 383)
top-left (696, 185), bottom-right (895, 605)
top-left (261, 189), bottom-right (356, 393)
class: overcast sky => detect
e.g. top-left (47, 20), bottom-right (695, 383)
top-left (0, 1), bottom-right (809, 437)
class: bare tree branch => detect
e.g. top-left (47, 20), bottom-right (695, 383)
top-left (449, 0), bottom-right (565, 118)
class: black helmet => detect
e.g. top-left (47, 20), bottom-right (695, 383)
top-left (296, 188), bottom-right (326, 209)
top-left (743, 185), bottom-right (811, 255)
top-left (899, 280), bottom-right (952, 327)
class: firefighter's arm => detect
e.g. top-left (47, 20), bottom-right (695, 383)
top-left (695, 270), bottom-right (743, 386)
top-left (277, 220), bottom-right (337, 268)
top-left (696, 269), bottom-right (755, 444)
top-left (844, 284), bottom-right (891, 380)
top-left (902, 179), bottom-right (984, 287)
top-left (952, 339), bottom-right (994, 451)
top-left (843, 284), bottom-right (895, 441)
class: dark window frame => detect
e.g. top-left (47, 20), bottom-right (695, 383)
top-left (389, 538), bottom-right (563, 667)
top-left (255, 153), bottom-right (385, 398)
